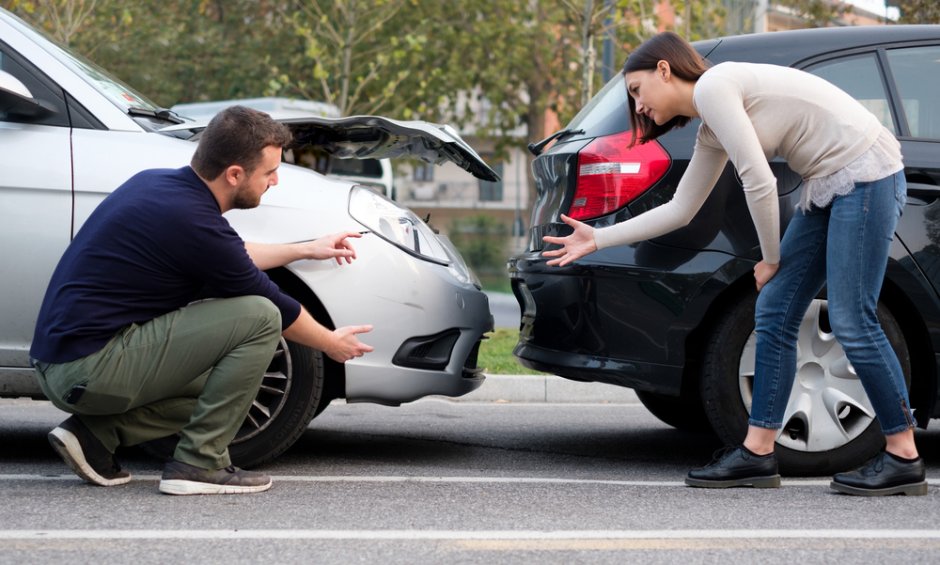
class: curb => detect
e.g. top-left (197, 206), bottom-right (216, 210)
top-left (457, 374), bottom-right (640, 404)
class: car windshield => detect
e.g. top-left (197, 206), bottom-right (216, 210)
top-left (8, 11), bottom-right (166, 119)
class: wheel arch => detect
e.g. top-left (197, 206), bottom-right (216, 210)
top-left (680, 269), bottom-right (756, 401)
top-left (265, 267), bottom-right (346, 404)
top-left (879, 275), bottom-right (936, 427)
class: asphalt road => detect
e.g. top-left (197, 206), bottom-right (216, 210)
top-left (486, 291), bottom-right (520, 329)
top-left (2, 397), bottom-right (939, 564)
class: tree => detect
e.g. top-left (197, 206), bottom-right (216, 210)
top-left (893, 0), bottom-right (940, 23)
top-left (271, 0), bottom-right (444, 117)
top-left (775, 0), bottom-right (853, 27)
top-left (3, 0), bottom-right (294, 107)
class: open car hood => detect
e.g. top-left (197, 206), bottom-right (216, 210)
top-left (162, 114), bottom-right (500, 182)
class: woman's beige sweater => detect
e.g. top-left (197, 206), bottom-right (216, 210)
top-left (593, 61), bottom-right (888, 264)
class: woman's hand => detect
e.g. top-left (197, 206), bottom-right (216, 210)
top-left (754, 260), bottom-right (779, 292)
top-left (542, 214), bottom-right (597, 267)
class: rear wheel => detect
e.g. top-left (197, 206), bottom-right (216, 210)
top-left (228, 337), bottom-right (325, 468)
top-left (700, 292), bottom-right (910, 475)
top-left (635, 389), bottom-right (712, 433)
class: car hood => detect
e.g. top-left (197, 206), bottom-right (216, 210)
top-left (162, 114), bottom-right (500, 182)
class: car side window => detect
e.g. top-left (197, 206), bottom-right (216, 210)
top-left (806, 54), bottom-right (895, 135)
top-left (885, 46), bottom-right (940, 141)
top-left (0, 42), bottom-right (69, 127)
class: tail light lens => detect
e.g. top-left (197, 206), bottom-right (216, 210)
top-left (569, 131), bottom-right (670, 221)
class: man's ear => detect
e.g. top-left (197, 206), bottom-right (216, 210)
top-left (223, 165), bottom-right (245, 187)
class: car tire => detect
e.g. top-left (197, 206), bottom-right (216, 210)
top-left (228, 337), bottom-right (325, 468)
top-left (635, 389), bottom-right (712, 433)
top-left (700, 291), bottom-right (910, 476)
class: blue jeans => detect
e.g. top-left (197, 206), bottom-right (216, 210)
top-left (749, 171), bottom-right (915, 435)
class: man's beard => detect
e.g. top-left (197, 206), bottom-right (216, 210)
top-left (232, 188), bottom-right (261, 209)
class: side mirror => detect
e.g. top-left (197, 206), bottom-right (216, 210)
top-left (0, 69), bottom-right (57, 120)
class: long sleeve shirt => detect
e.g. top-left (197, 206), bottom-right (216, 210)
top-left (30, 166), bottom-right (301, 364)
top-left (593, 61), bottom-right (888, 264)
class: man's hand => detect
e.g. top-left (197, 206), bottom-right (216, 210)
top-left (541, 214), bottom-right (597, 267)
top-left (754, 260), bottom-right (779, 292)
top-left (298, 231), bottom-right (362, 265)
top-left (246, 231), bottom-right (362, 270)
top-left (283, 309), bottom-right (373, 363)
top-left (324, 325), bottom-right (374, 363)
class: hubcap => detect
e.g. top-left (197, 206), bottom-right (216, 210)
top-left (738, 299), bottom-right (875, 452)
top-left (232, 338), bottom-right (293, 444)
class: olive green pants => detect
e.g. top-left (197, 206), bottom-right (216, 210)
top-left (33, 296), bottom-right (282, 470)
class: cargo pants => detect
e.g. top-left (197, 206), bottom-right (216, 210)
top-left (32, 296), bottom-right (282, 470)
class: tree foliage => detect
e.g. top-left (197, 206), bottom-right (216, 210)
top-left (1, 0), bottom-right (723, 147)
top-left (894, 0), bottom-right (940, 23)
top-left (776, 0), bottom-right (853, 27)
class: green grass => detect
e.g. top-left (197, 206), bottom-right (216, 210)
top-left (479, 328), bottom-right (545, 375)
top-left (479, 274), bottom-right (511, 294)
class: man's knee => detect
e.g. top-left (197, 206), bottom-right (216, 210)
top-left (230, 296), bottom-right (282, 331)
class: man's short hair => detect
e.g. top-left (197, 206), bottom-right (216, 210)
top-left (191, 105), bottom-right (293, 180)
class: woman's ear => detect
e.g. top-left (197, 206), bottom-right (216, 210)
top-left (657, 60), bottom-right (671, 81)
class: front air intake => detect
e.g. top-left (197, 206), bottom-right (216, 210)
top-left (392, 329), bottom-right (461, 370)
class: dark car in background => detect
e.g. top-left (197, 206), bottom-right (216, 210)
top-left (509, 25), bottom-right (940, 474)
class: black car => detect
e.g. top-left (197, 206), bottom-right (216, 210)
top-left (509, 25), bottom-right (940, 474)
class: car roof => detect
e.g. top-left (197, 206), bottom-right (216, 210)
top-left (697, 25), bottom-right (940, 66)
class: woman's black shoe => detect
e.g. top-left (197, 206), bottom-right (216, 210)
top-left (830, 451), bottom-right (928, 496)
top-left (686, 446), bottom-right (781, 488)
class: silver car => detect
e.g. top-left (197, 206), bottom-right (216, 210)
top-left (0, 8), bottom-right (496, 467)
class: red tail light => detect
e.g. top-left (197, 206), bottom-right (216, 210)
top-left (569, 131), bottom-right (670, 221)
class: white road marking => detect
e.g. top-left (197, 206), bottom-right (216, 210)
top-left (0, 529), bottom-right (938, 541)
top-left (1, 473), bottom-right (936, 488)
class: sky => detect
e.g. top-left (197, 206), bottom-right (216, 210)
top-left (847, 0), bottom-right (900, 20)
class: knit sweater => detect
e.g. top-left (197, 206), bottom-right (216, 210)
top-left (593, 61), bottom-right (890, 263)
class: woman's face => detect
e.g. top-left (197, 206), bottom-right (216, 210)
top-left (625, 62), bottom-right (677, 126)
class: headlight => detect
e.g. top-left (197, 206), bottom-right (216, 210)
top-left (348, 185), bottom-right (451, 265)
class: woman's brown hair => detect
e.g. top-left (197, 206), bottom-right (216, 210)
top-left (622, 31), bottom-right (710, 146)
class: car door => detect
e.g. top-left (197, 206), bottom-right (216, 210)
top-left (0, 41), bottom-right (72, 371)
top-left (882, 44), bottom-right (940, 295)
top-left (805, 43), bottom-right (940, 296)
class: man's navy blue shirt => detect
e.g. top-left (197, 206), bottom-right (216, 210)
top-left (30, 166), bottom-right (301, 364)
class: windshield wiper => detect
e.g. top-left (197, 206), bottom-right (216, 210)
top-left (128, 106), bottom-right (185, 125)
top-left (527, 128), bottom-right (585, 156)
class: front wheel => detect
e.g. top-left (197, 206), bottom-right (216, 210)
top-left (700, 292), bottom-right (910, 475)
top-left (228, 338), bottom-right (325, 468)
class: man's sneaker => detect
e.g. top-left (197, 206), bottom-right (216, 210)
top-left (159, 459), bottom-right (272, 495)
top-left (686, 445), bottom-right (781, 488)
top-left (48, 416), bottom-right (131, 486)
top-left (831, 451), bottom-right (928, 496)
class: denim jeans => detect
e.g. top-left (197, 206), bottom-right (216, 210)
top-left (749, 170), bottom-right (915, 435)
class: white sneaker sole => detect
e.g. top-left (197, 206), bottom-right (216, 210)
top-left (158, 478), bottom-right (273, 495)
top-left (48, 427), bottom-right (131, 487)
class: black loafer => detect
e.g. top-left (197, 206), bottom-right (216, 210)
top-left (686, 446), bottom-right (781, 488)
top-left (831, 451), bottom-right (928, 496)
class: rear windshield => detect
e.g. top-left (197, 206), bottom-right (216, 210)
top-left (566, 75), bottom-right (630, 137)
top-left (565, 40), bottom-right (718, 139)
